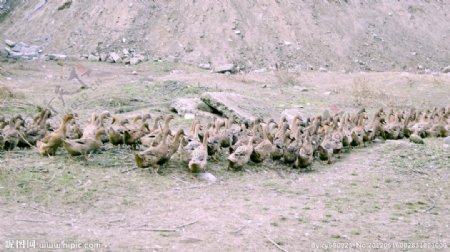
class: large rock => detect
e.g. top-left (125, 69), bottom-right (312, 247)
top-left (200, 92), bottom-right (276, 124)
top-left (99, 53), bottom-right (108, 62)
top-left (129, 57), bottom-right (142, 65)
top-left (88, 54), bottom-right (100, 61)
top-left (5, 42), bottom-right (42, 60)
top-left (281, 108), bottom-right (311, 125)
top-left (109, 52), bottom-right (121, 63)
top-left (170, 97), bottom-right (214, 118)
top-left (214, 63), bottom-right (236, 73)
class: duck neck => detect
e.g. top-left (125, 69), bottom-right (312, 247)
top-left (172, 130), bottom-right (184, 146)
top-left (202, 132), bottom-right (209, 147)
top-left (152, 117), bottom-right (161, 131)
top-left (162, 117), bottom-right (173, 132)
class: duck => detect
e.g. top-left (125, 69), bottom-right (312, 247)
top-left (283, 128), bottom-right (301, 165)
top-left (206, 117), bottom-right (223, 161)
top-left (140, 115), bottom-right (164, 147)
top-left (318, 129), bottom-right (335, 164)
top-left (82, 111), bottom-right (111, 140)
top-left (366, 109), bottom-right (386, 141)
top-left (108, 116), bottom-right (129, 145)
top-left (124, 123), bottom-right (150, 147)
top-left (271, 122), bottom-right (289, 160)
top-left (250, 125), bottom-right (274, 163)
top-left (410, 112), bottom-right (432, 138)
top-left (384, 110), bottom-right (403, 140)
top-left (228, 136), bottom-right (254, 171)
top-left (428, 113), bottom-right (448, 138)
top-left (63, 129), bottom-right (106, 157)
top-left (37, 113), bottom-right (75, 156)
top-left (289, 115), bottom-right (302, 140)
top-left (167, 129), bottom-right (185, 157)
top-left (330, 122), bottom-right (344, 157)
top-left (350, 112), bottom-right (366, 147)
top-left (66, 120), bottom-right (83, 140)
top-left (0, 116), bottom-right (7, 129)
top-left (188, 131), bottom-right (209, 173)
top-left (81, 113), bottom-right (99, 139)
top-left (134, 128), bottom-right (171, 173)
top-left (179, 122), bottom-right (202, 164)
top-left (297, 133), bottom-right (314, 169)
top-left (0, 133), bottom-right (4, 150)
top-left (229, 123), bottom-right (252, 153)
top-left (218, 118), bottom-right (235, 148)
top-left (2, 119), bottom-right (20, 150)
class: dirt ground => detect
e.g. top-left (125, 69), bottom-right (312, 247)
top-left (0, 61), bottom-right (449, 251)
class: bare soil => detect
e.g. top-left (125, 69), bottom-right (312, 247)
top-left (1, 1), bottom-right (449, 72)
top-left (0, 61), bottom-right (449, 251)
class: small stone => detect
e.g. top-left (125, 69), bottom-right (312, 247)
top-left (46, 54), bottom-right (67, 61)
top-left (184, 113), bottom-right (195, 120)
top-left (442, 66), bottom-right (450, 73)
top-left (319, 67), bottom-right (327, 72)
top-left (443, 136), bottom-right (450, 148)
top-left (99, 53), bottom-right (108, 62)
top-left (122, 48), bottom-right (129, 55)
top-left (294, 86), bottom-right (308, 92)
top-left (198, 63), bottom-right (211, 70)
top-left (196, 172), bottom-right (217, 184)
top-left (129, 57), bottom-right (142, 65)
top-left (254, 68), bottom-right (267, 73)
top-left (410, 134), bottom-right (425, 144)
top-left (4, 39), bottom-right (15, 47)
top-left (88, 54), bottom-right (100, 61)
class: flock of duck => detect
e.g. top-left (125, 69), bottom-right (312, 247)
top-left (1, 106), bottom-right (449, 173)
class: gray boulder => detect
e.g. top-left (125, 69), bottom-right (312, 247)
top-left (5, 42), bottom-right (42, 60)
top-left (200, 92), bottom-right (276, 124)
top-left (109, 52), bottom-right (121, 63)
top-left (129, 57), bottom-right (142, 65)
top-left (88, 54), bottom-right (100, 61)
top-left (99, 53), bottom-right (108, 62)
top-left (214, 63), bottom-right (236, 73)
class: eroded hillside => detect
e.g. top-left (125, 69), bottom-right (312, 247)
top-left (0, 0), bottom-right (449, 72)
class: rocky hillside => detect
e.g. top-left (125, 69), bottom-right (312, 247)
top-left (1, 0), bottom-right (449, 72)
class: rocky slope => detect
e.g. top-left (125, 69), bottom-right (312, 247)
top-left (0, 0), bottom-right (449, 72)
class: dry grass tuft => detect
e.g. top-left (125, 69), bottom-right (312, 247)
top-left (275, 70), bottom-right (301, 86)
top-left (0, 86), bottom-right (14, 99)
top-left (351, 77), bottom-right (390, 107)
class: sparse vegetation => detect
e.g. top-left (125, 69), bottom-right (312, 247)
top-left (0, 60), bottom-right (449, 251)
